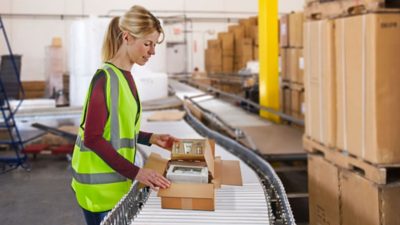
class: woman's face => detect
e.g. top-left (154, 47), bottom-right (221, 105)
top-left (126, 30), bottom-right (160, 66)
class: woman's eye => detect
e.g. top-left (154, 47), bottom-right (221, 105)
top-left (144, 43), bottom-right (150, 47)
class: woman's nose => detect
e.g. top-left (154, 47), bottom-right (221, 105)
top-left (149, 46), bottom-right (155, 55)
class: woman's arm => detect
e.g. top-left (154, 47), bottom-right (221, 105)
top-left (83, 71), bottom-right (139, 180)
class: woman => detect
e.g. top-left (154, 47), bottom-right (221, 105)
top-left (71, 5), bottom-right (177, 225)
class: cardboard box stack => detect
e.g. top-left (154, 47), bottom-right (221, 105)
top-left (204, 16), bottom-right (259, 75)
top-left (304, 1), bottom-right (400, 224)
top-left (308, 154), bottom-right (400, 225)
top-left (205, 39), bottom-right (222, 74)
top-left (20, 81), bottom-right (46, 99)
top-left (201, 17), bottom-right (259, 95)
top-left (279, 12), bottom-right (305, 121)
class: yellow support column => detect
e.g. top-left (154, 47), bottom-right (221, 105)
top-left (258, 0), bottom-right (280, 122)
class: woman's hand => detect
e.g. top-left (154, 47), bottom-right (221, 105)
top-left (150, 134), bottom-right (179, 151)
top-left (136, 168), bottom-right (171, 190)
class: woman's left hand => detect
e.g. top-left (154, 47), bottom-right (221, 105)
top-left (150, 134), bottom-right (179, 151)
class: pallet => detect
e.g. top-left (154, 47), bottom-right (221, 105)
top-left (303, 136), bottom-right (400, 184)
top-left (281, 81), bottom-right (304, 91)
top-left (305, 0), bottom-right (400, 20)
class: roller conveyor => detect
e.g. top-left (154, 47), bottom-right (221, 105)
top-left (101, 80), bottom-right (295, 225)
top-left (132, 184), bottom-right (270, 225)
top-left (125, 110), bottom-right (272, 224)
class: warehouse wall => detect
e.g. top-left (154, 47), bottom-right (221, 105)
top-left (0, 0), bottom-right (304, 81)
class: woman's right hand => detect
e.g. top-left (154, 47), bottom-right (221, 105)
top-left (136, 168), bottom-right (171, 190)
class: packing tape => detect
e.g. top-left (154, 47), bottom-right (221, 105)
top-left (181, 198), bottom-right (193, 210)
top-left (306, 22), bottom-right (312, 137)
top-left (361, 15), bottom-right (366, 158)
top-left (318, 21), bottom-right (325, 143)
top-left (341, 19), bottom-right (348, 151)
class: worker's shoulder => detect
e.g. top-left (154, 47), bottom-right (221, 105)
top-left (90, 69), bottom-right (107, 88)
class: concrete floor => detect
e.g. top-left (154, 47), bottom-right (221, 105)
top-left (0, 154), bottom-right (85, 225)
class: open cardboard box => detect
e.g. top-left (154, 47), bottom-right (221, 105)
top-left (142, 139), bottom-right (243, 211)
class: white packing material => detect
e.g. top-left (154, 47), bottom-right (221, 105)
top-left (131, 66), bottom-right (168, 102)
top-left (166, 164), bottom-right (209, 184)
top-left (69, 16), bottom-right (167, 106)
top-left (9, 99), bottom-right (56, 111)
top-left (69, 17), bottom-right (110, 106)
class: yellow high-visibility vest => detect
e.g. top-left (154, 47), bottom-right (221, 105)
top-left (71, 63), bottom-right (141, 212)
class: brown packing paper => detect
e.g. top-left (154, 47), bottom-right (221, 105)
top-left (147, 110), bottom-right (185, 121)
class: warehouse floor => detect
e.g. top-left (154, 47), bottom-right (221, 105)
top-left (0, 154), bottom-right (85, 225)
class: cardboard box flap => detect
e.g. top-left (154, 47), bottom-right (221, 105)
top-left (220, 160), bottom-right (243, 186)
top-left (143, 153), bottom-right (169, 174)
top-left (158, 183), bottom-right (214, 199)
top-left (204, 140), bottom-right (215, 177)
top-left (213, 156), bottom-right (222, 188)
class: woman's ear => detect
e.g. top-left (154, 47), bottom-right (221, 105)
top-left (121, 31), bottom-right (130, 43)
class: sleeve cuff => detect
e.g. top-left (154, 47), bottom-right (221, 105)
top-left (138, 131), bottom-right (153, 146)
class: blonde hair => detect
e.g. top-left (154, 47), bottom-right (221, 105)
top-left (102, 5), bottom-right (164, 61)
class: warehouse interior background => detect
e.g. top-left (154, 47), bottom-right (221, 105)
top-left (1, 0), bottom-right (400, 225)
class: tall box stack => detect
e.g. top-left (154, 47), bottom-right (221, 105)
top-left (304, 1), bottom-right (400, 224)
top-left (204, 16), bottom-right (259, 75)
top-left (218, 32), bottom-right (234, 73)
top-left (235, 38), bottom-right (253, 72)
top-left (237, 17), bottom-right (258, 71)
top-left (335, 13), bottom-right (400, 164)
top-left (279, 12), bottom-right (305, 121)
top-left (304, 19), bottom-right (336, 147)
top-left (228, 25), bottom-right (245, 71)
top-left (205, 39), bottom-right (222, 74)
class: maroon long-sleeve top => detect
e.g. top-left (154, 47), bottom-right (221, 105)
top-left (83, 65), bottom-right (152, 180)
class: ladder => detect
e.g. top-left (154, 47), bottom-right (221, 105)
top-left (0, 16), bottom-right (27, 170)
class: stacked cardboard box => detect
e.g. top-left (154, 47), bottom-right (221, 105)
top-left (309, 154), bottom-right (400, 225)
top-left (280, 12), bottom-right (305, 121)
top-left (304, 19), bottom-right (336, 147)
top-left (218, 32), bottom-right (234, 73)
top-left (204, 16), bottom-right (259, 75)
top-left (305, 12), bottom-right (400, 163)
top-left (20, 81), bottom-right (46, 99)
top-left (304, 1), bottom-right (400, 224)
top-left (335, 13), bottom-right (400, 164)
top-left (205, 40), bottom-right (222, 73)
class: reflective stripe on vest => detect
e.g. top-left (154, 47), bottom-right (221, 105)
top-left (75, 135), bottom-right (137, 152)
top-left (72, 168), bottom-right (127, 184)
top-left (109, 65), bottom-right (120, 150)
